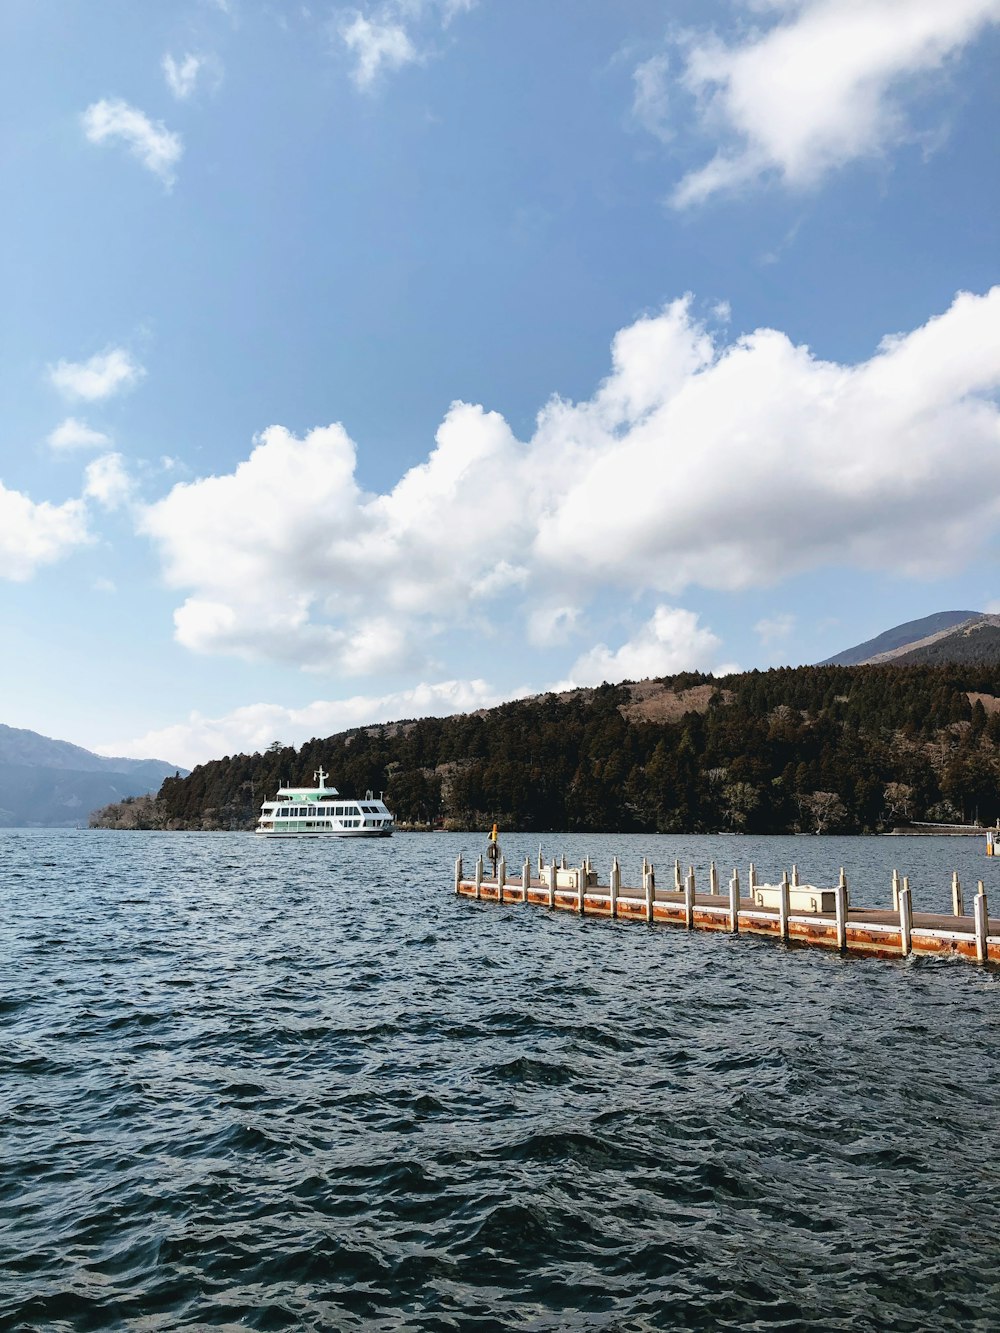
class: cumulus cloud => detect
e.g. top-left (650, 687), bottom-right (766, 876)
top-left (661, 0), bottom-right (1000, 206)
top-left (47, 417), bottom-right (111, 451)
top-left (81, 98), bottom-right (183, 186)
top-left (632, 53), bottom-right (672, 143)
top-left (336, 0), bottom-right (474, 88)
top-left (49, 348), bottom-right (144, 402)
top-left (340, 13), bottom-right (419, 87)
top-left (84, 453), bottom-right (133, 511)
top-left (0, 483), bottom-right (91, 581)
top-left (565, 606), bottom-right (726, 687)
top-left (140, 286), bottom-right (1000, 675)
top-left (97, 677), bottom-right (514, 769)
top-left (163, 52), bottom-right (205, 99)
top-left (755, 612), bottom-right (796, 645)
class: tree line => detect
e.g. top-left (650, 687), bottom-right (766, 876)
top-left (91, 662), bottom-right (1000, 834)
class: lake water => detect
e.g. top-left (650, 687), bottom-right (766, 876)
top-left (4, 829), bottom-right (1000, 1330)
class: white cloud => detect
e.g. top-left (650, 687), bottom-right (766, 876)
top-left (81, 99), bottom-right (183, 186)
top-left (565, 606), bottom-right (725, 686)
top-left (140, 286), bottom-right (1000, 677)
top-left (84, 453), bottom-right (133, 511)
top-left (755, 612), bottom-right (796, 645)
top-left (632, 54), bottom-right (672, 143)
top-left (163, 52), bottom-right (204, 100)
top-left (0, 483), bottom-right (91, 581)
top-left (98, 677), bottom-right (514, 769)
top-left (336, 0), bottom-right (474, 88)
top-left (49, 348), bottom-right (144, 402)
top-left (664, 0), bottom-right (1000, 206)
top-left (47, 417), bottom-right (111, 451)
top-left (527, 604), bottom-right (580, 648)
top-left (340, 13), bottom-right (419, 88)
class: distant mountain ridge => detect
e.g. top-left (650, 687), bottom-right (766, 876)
top-left (0, 724), bottom-right (186, 827)
top-left (820, 611), bottom-right (983, 666)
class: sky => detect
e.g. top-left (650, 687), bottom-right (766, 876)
top-left (2, 0), bottom-right (1000, 770)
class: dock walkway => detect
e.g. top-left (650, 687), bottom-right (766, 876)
top-left (454, 855), bottom-right (1000, 968)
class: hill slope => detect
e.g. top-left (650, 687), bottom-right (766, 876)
top-left (880, 617), bottom-right (1000, 667)
top-left (0, 724), bottom-right (186, 827)
top-left (97, 664), bottom-right (1000, 835)
top-left (819, 611), bottom-right (982, 666)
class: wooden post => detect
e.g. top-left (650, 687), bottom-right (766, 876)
top-left (729, 868), bottom-right (740, 933)
top-left (474, 854), bottom-right (483, 900)
top-left (975, 882), bottom-right (989, 964)
top-left (522, 857), bottom-right (531, 903)
top-left (644, 869), bottom-right (654, 923)
top-left (497, 855), bottom-right (506, 901)
top-left (642, 855), bottom-right (648, 881)
top-left (578, 866), bottom-right (586, 915)
top-left (791, 863), bottom-right (799, 888)
top-left (779, 870), bottom-right (790, 942)
top-left (537, 845), bottom-right (544, 876)
top-left (547, 861), bottom-right (556, 909)
top-left (710, 860), bottom-right (718, 895)
top-left (834, 878), bottom-right (848, 953)
top-left (899, 884), bottom-right (913, 957)
top-left (749, 862), bottom-right (757, 892)
top-left (891, 868), bottom-right (900, 912)
top-left (455, 855), bottom-right (463, 894)
top-left (838, 866), bottom-right (848, 906)
top-left (684, 867), bottom-right (695, 928)
top-left (674, 858), bottom-right (682, 892)
top-left (609, 857), bottom-right (620, 919)
top-left (952, 871), bottom-right (964, 919)
top-left (560, 853), bottom-right (566, 869)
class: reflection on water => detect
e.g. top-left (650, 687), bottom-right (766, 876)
top-left (3, 830), bottom-right (999, 1330)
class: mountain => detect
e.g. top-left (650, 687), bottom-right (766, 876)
top-left (885, 616), bottom-right (1000, 667)
top-left (94, 662), bottom-right (1000, 835)
top-left (0, 724), bottom-right (187, 827)
top-left (819, 611), bottom-right (982, 666)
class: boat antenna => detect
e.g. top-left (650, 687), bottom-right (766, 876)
top-left (315, 765), bottom-right (328, 788)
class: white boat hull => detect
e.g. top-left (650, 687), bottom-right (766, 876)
top-left (255, 827), bottom-right (392, 838)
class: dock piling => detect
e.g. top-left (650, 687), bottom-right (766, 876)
top-left (522, 858), bottom-right (531, 902)
top-left (710, 861), bottom-right (718, 895)
top-left (474, 855), bottom-right (483, 900)
top-left (609, 857), bottom-right (620, 919)
top-left (674, 859), bottom-right (681, 892)
top-left (835, 878), bottom-right (848, 953)
top-left (644, 869), bottom-right (654, 923)
top-left (892, 869), bottom-right (900, 912)
top-left (779, 870), bottom-right (790, 942)
top-left (729, 868), bottom-right (740, 933)
top-left (547, 861), bottom-right (556, 909)
top-left (684, 868), bottom-right (695, 928)
top-left (975, 882), bottom-right (989, 964)
top-left (791, 863), bottom-right (800, 888)
top-left (899, 882), bottom-right (913, 957)
top-left (454, 855), bottom-right (463, 895)
top-left (952, 871), bottom-right (964, 918)
top-left (497, 855), bottom-right (506, 899)
top-left (749, 862), bottom-right (757, 892)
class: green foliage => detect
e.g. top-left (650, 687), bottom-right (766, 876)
top-left (150, 665), bottom-right (1000, 833)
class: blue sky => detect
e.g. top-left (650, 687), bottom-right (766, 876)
top-left (2, 0), bottom-right (999, 768)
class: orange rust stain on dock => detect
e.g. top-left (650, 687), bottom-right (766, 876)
top-left (456, 876), bottom-right (1000, 969)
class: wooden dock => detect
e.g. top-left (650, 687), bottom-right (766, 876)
top-left (454, 854), bottom-right (1000, 967)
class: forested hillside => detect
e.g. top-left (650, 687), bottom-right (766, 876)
top-left (91, 663), bottom-right (1000, 834)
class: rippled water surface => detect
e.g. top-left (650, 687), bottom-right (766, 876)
top-left (4, 829), bottom-right (1000, 1331)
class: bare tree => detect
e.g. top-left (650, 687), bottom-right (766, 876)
top-left (800, 790), bottom-right (847, 834)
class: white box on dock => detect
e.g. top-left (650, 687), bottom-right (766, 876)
top-left (554, 868), bottom-right (597, 890)
top-left (754, 885), bottom-right (836, 913)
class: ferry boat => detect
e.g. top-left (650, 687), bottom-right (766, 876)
top-left (255, 767), bottom-right (394, 837)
